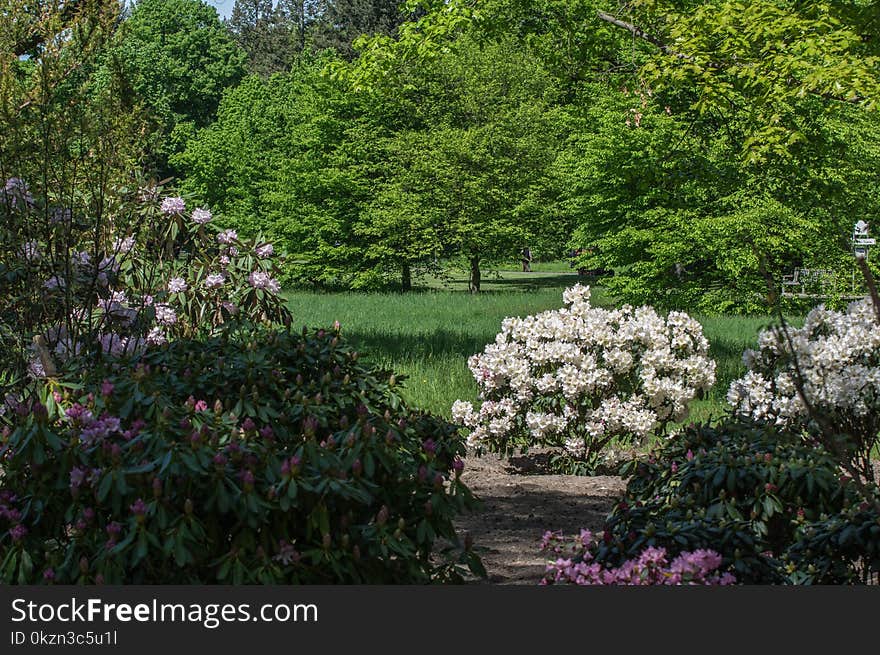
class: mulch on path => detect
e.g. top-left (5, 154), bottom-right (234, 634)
top-left (454, 453), bottom-right (626, 584)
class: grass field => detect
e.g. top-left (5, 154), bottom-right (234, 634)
top-left (285, 265), bottom-right (794, 421)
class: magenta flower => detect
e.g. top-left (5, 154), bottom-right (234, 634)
top-left (101, 379), bottom-right (114, 396)
top-left (10, 524), bottom-right (28, 542)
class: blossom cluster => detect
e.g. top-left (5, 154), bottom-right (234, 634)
top-left (5, 183), bottom-right (290, 377)
top-left (727, 298), bottom-right (880, 470)
top-left (451, 285), bottom-right (715, 461)
top-left (539, 530), bottom-right (735, 586)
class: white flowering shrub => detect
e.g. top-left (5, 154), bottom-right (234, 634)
top-left (727, 298), bottom-right (880, 481)
top-left (451, 285), bottom-right (716, 471)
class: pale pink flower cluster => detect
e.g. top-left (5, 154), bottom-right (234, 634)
top-left (146, 327), bottom-right (167, 346)
top-left (248, 270), bottom-right (281, 294)
top-left (255, 243), bottom-right (274, 258)
top-left (43, 275), bottom-right (66, 290)
top-left (728, 298), bottom-right (880, 432)
top-left (451, 284), bottom-right (715, 456)
top-left (204, 273), bottom-right (225, 289)
top-left (154, 303), bottom-right (177, 326)
top-left (191, 208), bottom-right (212, 224)
top-left (217, 229), bottom-right (238, 245)
top-left (97, 333), bottom-right (145, 357)
top-left (167, 277), bottom-right (188, 293)
top-left (161, 196), bottom-right (185, 215)
top-left (113, 235), bottom-right (135, 254)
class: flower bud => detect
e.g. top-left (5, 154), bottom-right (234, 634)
top-left (376, 505), bottom-right (389, 526)
top-left (184, 498), bottom-right (194, 515)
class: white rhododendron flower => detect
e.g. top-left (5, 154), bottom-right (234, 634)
top-left (728, 299), bottom-right (880, 457)
top-left (451, 284), bottom-right (716, 463)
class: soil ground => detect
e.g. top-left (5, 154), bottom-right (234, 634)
top-left (453, 452), bottom-right (626, 584)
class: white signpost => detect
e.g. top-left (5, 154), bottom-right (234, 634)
top-left (853, 220), bottom-right (874, 259)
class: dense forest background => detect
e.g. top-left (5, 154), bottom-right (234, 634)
top-left (6, 0), bottom-right (880, 312)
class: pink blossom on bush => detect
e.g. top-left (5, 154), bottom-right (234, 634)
top-left (255, 243), bottom-right (274, 258)
top-left (161, 197), bottom-right (185, 215)
top-left (154, 303), bottom-right (177, 326)
top-left (167, 277), bottom-right (187, 293)
top-left (43, 275), bottom-right (66, 290)
top-left (539, 530), bottom-right (735, 586)
top-left (190, 208), bottom-right (212, 224)
top-left (217, 229), bottom-right (237, 245)
top-left (204, 273), bottom-right (225, 289)
top-left (248, 271), bottom-right (280, 293)
top-left (113, 235), bottom-right (135, 254)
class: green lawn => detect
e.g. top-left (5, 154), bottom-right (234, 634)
top-left (285, 269), bottom-right (794, 420)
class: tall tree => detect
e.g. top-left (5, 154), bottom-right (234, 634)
top-left (228, 0), bottom-right (302, 75)
top-left (312, 0), bottom-right (412, 59)
top-left (111, 0), bottom-right (248, 175)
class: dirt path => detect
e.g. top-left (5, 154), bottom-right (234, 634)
top-left (454, 453), bottom-right (626, 584)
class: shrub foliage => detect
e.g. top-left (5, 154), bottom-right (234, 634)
top-left (0, 326), bottom-right (482, 584)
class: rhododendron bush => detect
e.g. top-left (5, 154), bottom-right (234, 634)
top-left (540, 530), bottom-right (735, 586)
top-left (1, 178), bottom-right (290, 394)
top-left (0, 327), bottom-right (482, 584)
top-left (727, 298), bottom-right (880, 482)
top-left (452, 284), bottom-right (716, 471)
top-left (595, 417), bottom-right (856, 583)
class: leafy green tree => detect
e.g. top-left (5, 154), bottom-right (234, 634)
top-left (1, 0), bottom-right (151, 388)
top-left (228, 0), bottom-right (323, 75)
top-left (557, 84), bottom-right (880, 312)
top-left (312, 0), bottom-right (414, 59)
top-left (112, 0), bottom-right (248, 174)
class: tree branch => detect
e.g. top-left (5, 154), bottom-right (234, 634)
top-left (596, 11), bottom-right (694, 62)
top-left (12, 0), bottom-right (87, 57)
top-left (596, 9), bottom-right (868, 105)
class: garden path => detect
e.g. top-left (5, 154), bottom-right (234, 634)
top-left (454, 453), bottom-right (625, 584)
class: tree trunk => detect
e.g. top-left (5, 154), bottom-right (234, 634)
top-left (469, 256), bottom-right (481, 293)
top-left (401, 261), bottom-right (412, 292)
